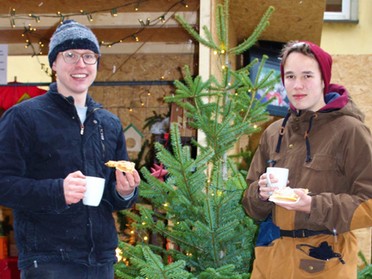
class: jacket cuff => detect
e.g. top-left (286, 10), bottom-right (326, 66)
top-left (117, 189), bottom-right (135, 200)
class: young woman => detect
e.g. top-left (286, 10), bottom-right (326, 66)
top-left (242, 41), bottom-right (372, 278)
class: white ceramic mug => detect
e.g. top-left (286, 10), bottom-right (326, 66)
top-left (266, 167), bottom-right (289, 189)
top-left (83, 176), bottom-right (105, 206)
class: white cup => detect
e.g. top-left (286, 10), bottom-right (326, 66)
top-left (83, 176), bottom-right (105, 206)
top-left (266, 167), bottom-right (289, 189)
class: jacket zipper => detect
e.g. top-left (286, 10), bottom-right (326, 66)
top-left (99, 124), bottom-right (106, 159)
top-left (80, 107), bottom-right (100, 136)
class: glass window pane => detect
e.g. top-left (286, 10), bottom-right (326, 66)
top-left (326, 0), bottom-right (342, 12)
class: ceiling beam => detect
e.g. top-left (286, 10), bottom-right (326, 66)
top-left (6, 42), bottom-right (195, 56)
top-left (0, 11), bottom-right (197, 30)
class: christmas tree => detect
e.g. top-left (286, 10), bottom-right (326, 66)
top-left (115, 1), bottom-right (278, 278)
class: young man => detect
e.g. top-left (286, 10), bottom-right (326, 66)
top-left (242, 41), bottom-right (372, 278)
top-left (0, 20), bottom-right (140, 278)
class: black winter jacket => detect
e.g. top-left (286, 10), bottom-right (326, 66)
top-left (0, 83), bottom-right (138, 269)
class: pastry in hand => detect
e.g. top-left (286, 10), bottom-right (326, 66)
top-left (105, 160), bottom-right (135, 173)
top-left (270, 187), bottom-right (309, 202)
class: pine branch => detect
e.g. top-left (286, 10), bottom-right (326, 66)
top-left (230, 6), bottom-right (275, 55)
top-left (216, 4), bottom-right (227, 50)
top-left (120, 244), bottom-right (193, 279)
top-left (174, 15), bottom-right (219, 51)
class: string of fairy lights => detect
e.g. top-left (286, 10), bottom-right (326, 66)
top-left (1, 0), bottom-right (191, 76)
top-left (1, 0), bottom-right (194, 113)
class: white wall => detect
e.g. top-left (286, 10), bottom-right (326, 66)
top-left (7, 55), bottom-right (50, 83)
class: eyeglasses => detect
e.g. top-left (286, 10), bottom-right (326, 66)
top-left (60, 51), bottom-right (100, 65)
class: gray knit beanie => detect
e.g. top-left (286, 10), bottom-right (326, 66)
top-left (48, 19), bottom-right (100, 67)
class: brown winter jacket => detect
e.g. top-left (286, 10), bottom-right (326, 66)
top-left (243, 89), bottom-right (372, 278)
top-left (242, 96), bottom-right (372, 234)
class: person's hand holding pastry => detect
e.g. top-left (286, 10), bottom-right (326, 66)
top-left (105, 160), bottom-right (141, 196)
top-left (269, 187), bottom-right (311, 213)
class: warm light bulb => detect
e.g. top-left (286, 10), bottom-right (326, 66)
top-left (115, 248), bottom-right (123, 261)
top-left (111, 8), bottom-right (118, 17)
top-left (159, 16), bottom-right (165, 23)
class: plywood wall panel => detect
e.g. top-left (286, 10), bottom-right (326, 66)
top-left (332, 55), bottom-right (372, 129)
top-left (230, 0), bottom-right (326, 45)
top-left (324, 54), bottom-right (372, 264)
top-left (88, 53), bottom-right (196, 160)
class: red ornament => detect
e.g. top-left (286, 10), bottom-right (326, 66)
top-left (150, 163), bottom-right (168, 182)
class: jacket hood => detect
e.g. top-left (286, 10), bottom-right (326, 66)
top-left (277, 85), bottom-right (364, 163)
top-left (319, 83), bottom-right (349, 112)
top-left (320, 84), bottom-right (364, 122)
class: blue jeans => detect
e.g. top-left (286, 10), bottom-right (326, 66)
top-left (21, 261), bottom-right (114, 279)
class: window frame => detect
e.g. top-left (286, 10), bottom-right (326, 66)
top-left (324, 0), bottom-right (358, 22)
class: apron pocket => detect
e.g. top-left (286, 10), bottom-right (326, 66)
top-left (299, 259), bottom-right (325, 273)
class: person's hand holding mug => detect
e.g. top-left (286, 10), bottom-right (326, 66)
top-left (63, 170), bottom-right (86, 205)
top-left (258, 167), bottom-right (289, 201)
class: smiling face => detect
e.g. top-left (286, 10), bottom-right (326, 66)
top-left (283, 52), bottom-right (326, 112)
top-left (52, 49), bottom-right (97, 105)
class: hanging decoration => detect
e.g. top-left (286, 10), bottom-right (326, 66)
top-left (124, 123), bottom-right (144, 152)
